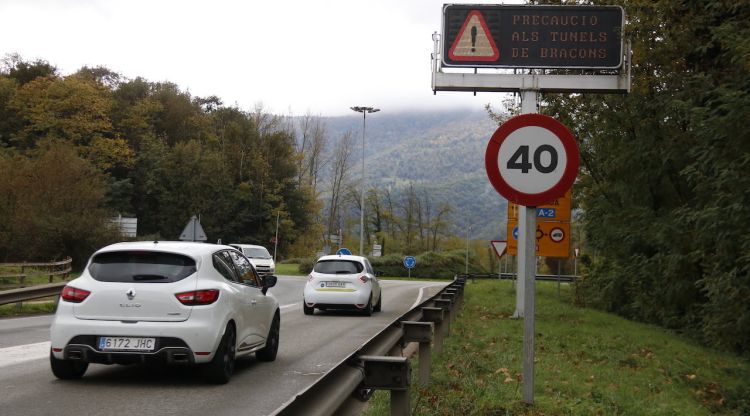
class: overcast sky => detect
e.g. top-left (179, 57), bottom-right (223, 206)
top-left (0, 0), bottom-right (518, 116)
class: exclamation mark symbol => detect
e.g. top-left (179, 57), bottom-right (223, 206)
top-left (470, 26), bottom-right (477, 53)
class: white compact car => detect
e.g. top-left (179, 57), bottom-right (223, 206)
top-left (230, 244), bottom-right (275, 276)
top-left (50, 241), bottom-right (280, 384)
top-left (302, 254), bottom-right (381, 316)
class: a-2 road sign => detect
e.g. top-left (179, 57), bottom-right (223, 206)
top-left (486, 114), bottom-right (579, 206)
top-left (507, 220), bottom-right (570, 258)
top-left (508, 188), bottom-right (572, 222)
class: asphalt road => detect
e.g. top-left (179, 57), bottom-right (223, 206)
top-left (0, 276), bottom-right (448, 416)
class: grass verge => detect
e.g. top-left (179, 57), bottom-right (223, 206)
top-left (362, 279), bottom-right (749, 415)
top-left (0, 300), bottom-right (56, 317)
top-left (275, 263), bottom-right (304, 276)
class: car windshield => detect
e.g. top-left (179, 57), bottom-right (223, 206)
top-left (89, 251), bottom-right (197, 283)
top-left (313, 260), bottom-right (363, 274)
top-left (244, 247), bottom-right (271, 259)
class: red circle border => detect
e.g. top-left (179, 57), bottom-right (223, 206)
top-left (485, 113), bottom-right (579, 206)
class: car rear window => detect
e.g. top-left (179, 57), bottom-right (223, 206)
top-left (88, 251), bottom-right (197, 283)
top-left (313, 260), bottom-right (363, 274)
top-left (243, 247), bottom-right (271, 259)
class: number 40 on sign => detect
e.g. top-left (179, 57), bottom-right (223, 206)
top-left (485, 114), bottom-right (579, 207)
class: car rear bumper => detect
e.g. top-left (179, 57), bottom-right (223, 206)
top-left (59, 335), bottom-right (196, 365)
top-left (50, 310), bottom-right (224, 364)
top-left (303, 287), bottom-right (372, 308)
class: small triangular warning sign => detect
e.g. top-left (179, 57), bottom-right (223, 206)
top-left (448, 10), bottom-right (499, 62)
top-left (491, 240), bottom-right (508, 258)
top-left (179, 215), bottom-right (207, 242)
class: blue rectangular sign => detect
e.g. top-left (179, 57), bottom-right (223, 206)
top-left (537, 208), bottom-right (556, 218)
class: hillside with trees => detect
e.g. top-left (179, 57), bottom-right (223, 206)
top-left (0, 56), bottom-right (317, 267)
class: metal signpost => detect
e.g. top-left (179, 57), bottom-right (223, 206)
top-left (434, 3), bottom-right (630, 405)
top-left (403, 256), bottom-right (416, 278)
top-left (486, 112), bottom-right (580, 403)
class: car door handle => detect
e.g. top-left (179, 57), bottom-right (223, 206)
top-left (251, 300), bottom-right (257, 305)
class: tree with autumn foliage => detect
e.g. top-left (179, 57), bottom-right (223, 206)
top-left (539, 0), bottom-right (750, 353)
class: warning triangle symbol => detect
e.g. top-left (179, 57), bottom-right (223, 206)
top-left (448, 10), bottom-right (500, 62)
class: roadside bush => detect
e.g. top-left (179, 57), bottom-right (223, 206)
top-left (298, 250), bottom-right (485, 279)
top-left (298, 257), bottom-right (315, 274)
top-left (370, 249), bottom-right (484, 278)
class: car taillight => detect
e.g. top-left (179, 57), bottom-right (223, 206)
top-left (359, 275), bottom-right (369, 283)
top-left (61, 286), bottom-right (90, 303)
top-left (308, 274), bottom-right (313, 282)
top-left (175, 289), bottom-right (220, 305)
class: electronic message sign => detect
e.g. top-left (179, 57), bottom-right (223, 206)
top-left (442, 5), bottom-right (624, 69)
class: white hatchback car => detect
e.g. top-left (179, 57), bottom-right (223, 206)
top-left (229, 244), bottom-right (275, 276)
top-left (50, 241), bottom-right (280, 384)
top-left (302, 254), bottom-right (381, 316)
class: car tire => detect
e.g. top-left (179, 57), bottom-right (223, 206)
top-left (256, 311), bottom-right (280, 362)
top-left (374, 292), bottom-right (382, 312)
top-left (50, 352), bottom-right (88, 380)
top-left (303, 300), bottom-right (314, 315)
top-left (363, 295), bottom-right (373, 316)
top-left (204, 324), bottom-right (236, 384)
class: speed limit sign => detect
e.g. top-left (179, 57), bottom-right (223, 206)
top-left (485, 114), bottom-right (579, 206)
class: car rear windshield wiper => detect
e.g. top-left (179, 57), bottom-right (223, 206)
top-left (132, 274), bottom-right (168, 281)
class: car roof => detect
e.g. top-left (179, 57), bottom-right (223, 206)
top-left (95, 241), bottom-right (234, 257)
top-left (316, 254), bottom-right (367, 263)
top-left (230, 244), bottom-right (267, 249)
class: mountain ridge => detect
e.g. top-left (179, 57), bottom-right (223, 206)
top-left (321, 108), bottom-right (508, 240)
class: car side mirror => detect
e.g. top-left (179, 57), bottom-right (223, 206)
top-left (262, 275), bottom-right (278, 295)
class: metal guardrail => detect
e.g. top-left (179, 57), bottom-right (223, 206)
top-left (456, 272), bottom-right (577, 283)
top-left (0, 282), bottom-right (67, 306)
top-left (0, 257), bottom-right (72, 307)
top-left (271, 277), bottom-right (467, 416)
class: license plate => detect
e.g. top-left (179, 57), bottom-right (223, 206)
top-left (98, 336), bottom-right (155, 351)
top-left (325, 281), bottom-right (346, 288)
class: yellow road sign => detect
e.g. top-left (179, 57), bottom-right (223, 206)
top-left (507, 220), bottom-right (570, 258)
top-left (508, 189), bottom-right (571, 222)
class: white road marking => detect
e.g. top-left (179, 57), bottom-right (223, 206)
top-left (0, 341), bottom-right (50, 368)
top-left (409, 283), bottom-right (449, 310)
top-left (0, 283), bottom-right (440, 369)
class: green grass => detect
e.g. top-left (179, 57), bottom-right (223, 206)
top-left (363, 280), bottom-right (750, 415)
top-left (275, 263), bottom-right (305, 276)
top-left (0, 301), bottom-right (56, 317)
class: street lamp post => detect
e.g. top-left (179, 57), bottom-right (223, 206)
top-left (350, 106), bottom-right (380, 256)
top-left (465, 224), bottom-right (472, 274)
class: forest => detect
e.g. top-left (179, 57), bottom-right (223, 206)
top-left (0, 54), bottom-right (463, 270)
top-left (542, 0), bottom-right (750, 354)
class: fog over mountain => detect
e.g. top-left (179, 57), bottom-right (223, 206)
top-left (322, 108), bottom-right (508, 241)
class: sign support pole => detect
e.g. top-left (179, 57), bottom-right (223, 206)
top-left (519, 88), bottom-right (537, 404)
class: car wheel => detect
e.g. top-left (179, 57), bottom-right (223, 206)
top-left (256, 311), bottom-right (280, 362)
top-left (374, 292), bottom-right (382, 312)
top-left (303, 300), bottom-right (314, 315)
top-left (363, 294), bottom-right (373, 316)
top-left (204, 324), bottom-right (236, 384)
top-left (50, 352), bottom-right (88, 380)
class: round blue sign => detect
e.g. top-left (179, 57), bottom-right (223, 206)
top-left (336, 248), bottom-right (352, 255)
top-left (512, 226), bottom-right (519, 240)
top-left (403, 256), bottom-right (416, 269)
